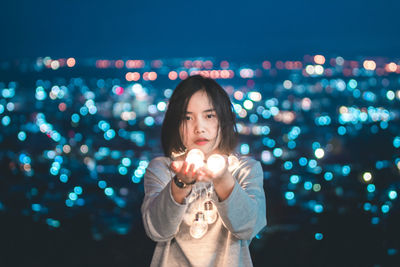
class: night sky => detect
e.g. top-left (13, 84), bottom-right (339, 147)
top-left (1, 0), bottom-right (400, 60)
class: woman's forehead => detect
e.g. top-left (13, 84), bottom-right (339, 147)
top-left (186, 90), bottom-right (214, 112)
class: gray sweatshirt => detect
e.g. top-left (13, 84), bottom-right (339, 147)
top-left (141, 155), bottom-right (267, 267)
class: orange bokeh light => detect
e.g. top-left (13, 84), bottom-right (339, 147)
top-left (126, 60), bottom-right (144, 69)
top-left (168, 71), bottom-right (178, 80)
top-left (220, 70), bottom-right (229, 78)
top-left (314, 55), bottom-right (325, 65)
top-left (193, 60), bottom-right (202, 69)
top-left (262, 61), bottom-right (271, 69)
top-left (385, 62), bottom-right (397, 72)
top-left (275, 61), bottom-right (284, 69)
top-left (115, 60), bottom-right (124, 69)
top-left (67, 58), bottom-right (76, 67)
top-left (204, 60), bottom-right (213, 69)
top-left (179, 71), bottom-right (188, 80)
top-left (125, 72), bottom-right (140, 81)
top-left (220, 61), bottom-right (229, 69)
top-left (363, 60), bottom-right (376, 71)
top-left (148, 71), bottom-right (157, 81)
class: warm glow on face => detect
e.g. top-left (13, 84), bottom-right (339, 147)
top-left (180, 91), bottom-right (220, 157)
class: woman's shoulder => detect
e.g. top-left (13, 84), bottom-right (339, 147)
top-left (228, 153), bottom-right (262, 173)
top-left (230, 154), bottom-right (263, 182)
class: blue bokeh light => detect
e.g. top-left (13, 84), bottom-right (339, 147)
top-left (367, 184), bottom-right (376, 193)
top-left (104, 187), bottom-right (114, 196)
top-left (273, 148), bottom-right (283, 157)
top-left (324, 172), bottom-right (333, 181)
top-left (315, 233), bottom-right (323, 240)
top-left (290, 175), bottom-right (300, 184)
top-left (388, 190), bottom-right (397, 200)
top-left (98, 180), bottom-right (107, 189)
top-left (17, 131), bottom-right (27, 141)
top-left (304, 181), bottom-right (313, 190)
top-left (285, 191), bottom-right (295, 200)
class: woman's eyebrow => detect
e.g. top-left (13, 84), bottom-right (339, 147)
top-left (185, 108), bottom-right (216, 114)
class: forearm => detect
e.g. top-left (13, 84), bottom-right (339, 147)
top-left (142, 180), bottom-right (188, 241)
top-left (214, 182), bottom-right (266, 240)
top-left (171, 178), bottom-right (193, 204)
top-left (212, 171), bottom-right (235, 201)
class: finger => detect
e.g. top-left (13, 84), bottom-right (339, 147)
top-left (193, 171), bottom-right (200, 181)
top-left (181, 161), bottom-right (189, 175)
top-left (171, 160), bottom-right (183, 172)
top-left (187, 163), bottom-right (195, 177)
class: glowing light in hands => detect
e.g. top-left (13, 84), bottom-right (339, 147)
top-left (186, 149), bottom-right (205, 171)
top-left (206, 154), bottom-right (226, 174)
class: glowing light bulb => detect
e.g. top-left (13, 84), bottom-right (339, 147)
top-left (207, 154), bottom-right (226, 174)
top-left (186, 149), bottom-right (205, 171)
top-left (204, 201), bottom-right (218, 224)
top-left (190, 212), bottom-right (208, 239)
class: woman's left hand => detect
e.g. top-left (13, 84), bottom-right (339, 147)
top-left (196, 155), bottom-right (229, 183)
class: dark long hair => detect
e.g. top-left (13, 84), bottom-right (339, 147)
top-left (161, 75), bottom-right (238, 157)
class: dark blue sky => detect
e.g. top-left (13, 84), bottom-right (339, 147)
top-left (1, 0), bottom-right (399, 60)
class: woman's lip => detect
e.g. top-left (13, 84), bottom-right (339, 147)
top-left (195, 140), bottom-right (209, 145)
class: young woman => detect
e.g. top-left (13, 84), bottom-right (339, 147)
top-left (141, 75), bottom-right (267, 267)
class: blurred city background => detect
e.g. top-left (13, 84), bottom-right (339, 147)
top-left (1, 1), bottom-right (400, 267)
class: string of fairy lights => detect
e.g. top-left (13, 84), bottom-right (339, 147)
top-left (0, 56), bottom-right (399, 249)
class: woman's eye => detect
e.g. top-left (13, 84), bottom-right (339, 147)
top-left (206, 114), bottom-right (215, 119)
top-left (185, 116), bottom-right (191, 120)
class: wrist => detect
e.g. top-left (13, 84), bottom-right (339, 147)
top-left (212, 171), bottom-right (232, 185)
top-left (173, 175), bottom-right (196, 189)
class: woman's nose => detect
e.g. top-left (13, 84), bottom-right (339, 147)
top-left (194, 119), bottom-right (206, 134)
top-left (195, 128), bottom-right (205, 134)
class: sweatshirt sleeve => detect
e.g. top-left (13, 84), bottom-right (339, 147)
top-left (141, 157), bottom-right (189, 242)
top-left (213, 158), bottom-right (267, 241)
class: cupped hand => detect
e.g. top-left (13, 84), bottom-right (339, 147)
top-left (196, 154), bottom-right (229, 183)
top-left (170, 160), bottom-right (201, 184)
top-left (171, 154), bottom-right (229, 183)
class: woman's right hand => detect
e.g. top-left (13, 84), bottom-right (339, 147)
top-left (170, 160), bottom-right (202, 204)
top-left (170, 160), bottom-right (200, 185)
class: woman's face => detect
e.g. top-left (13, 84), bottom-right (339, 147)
top-left (180, 90), bottom-right (221, 158)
